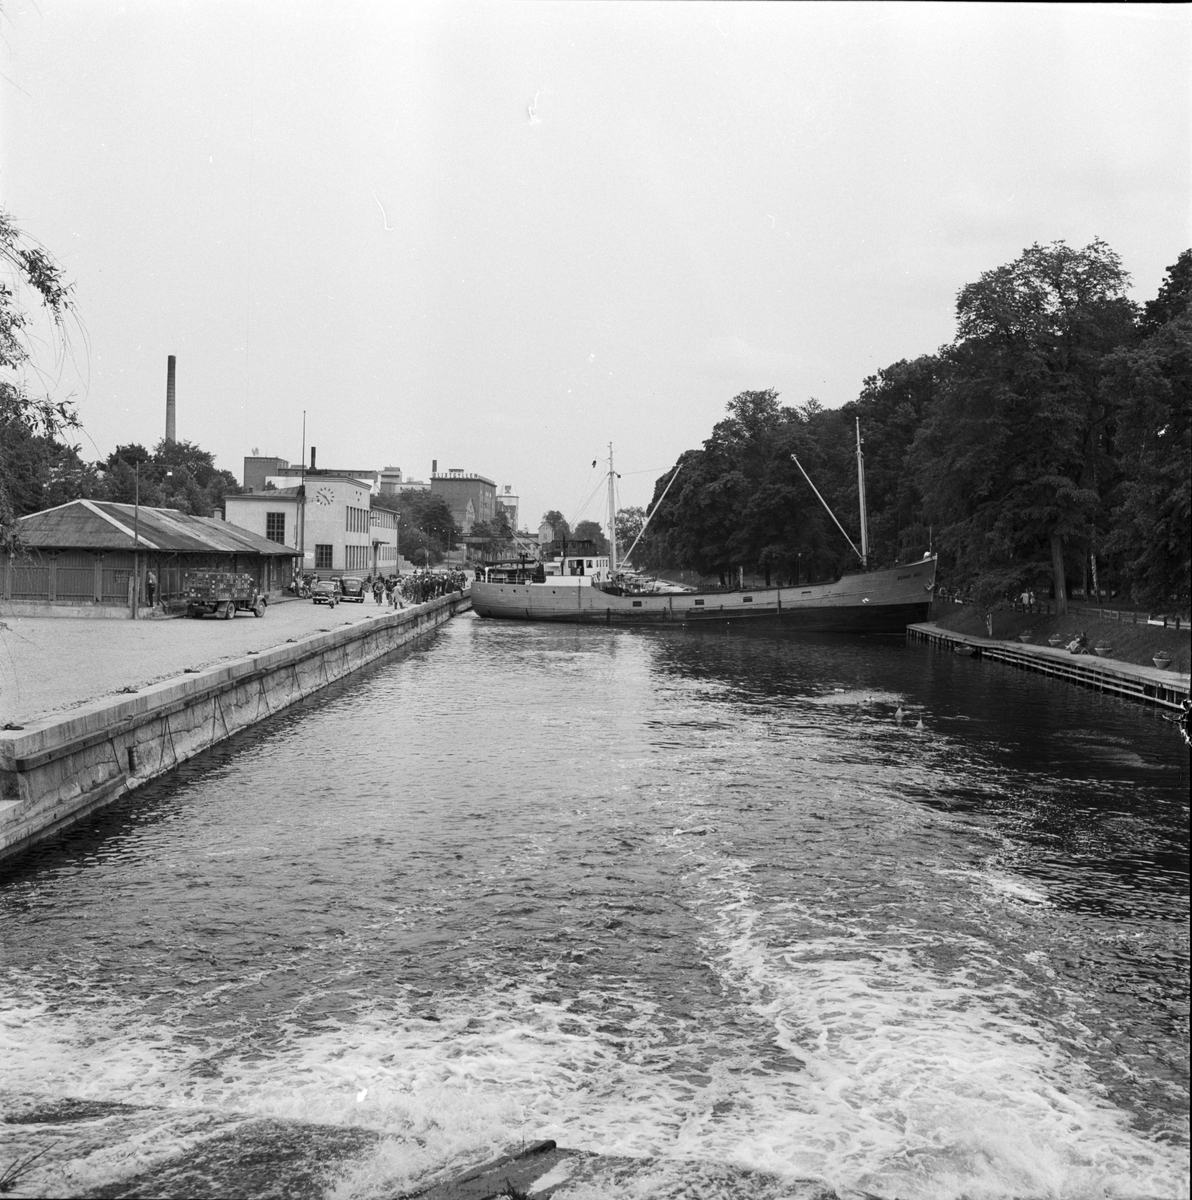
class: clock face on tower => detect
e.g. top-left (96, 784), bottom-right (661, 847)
top-left (316, 487), bottom-right (335, 506)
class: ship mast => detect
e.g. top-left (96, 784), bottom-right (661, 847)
top-left (855, 418), bottom-right (869, 569)
top-left (607, 443), bottom-right (618, 573)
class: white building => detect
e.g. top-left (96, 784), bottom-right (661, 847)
top-left (496, 484), bottom-right (519, 531)
top-left (225, 472), bottom-right (400, 578)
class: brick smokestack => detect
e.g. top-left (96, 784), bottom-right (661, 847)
top-left (165, 355), bottom-right (177, 443)
top-left (310, 446), bottom-right (317, 470)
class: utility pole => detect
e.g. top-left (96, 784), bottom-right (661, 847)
top-left (132, 461), bottom-right (141, 620)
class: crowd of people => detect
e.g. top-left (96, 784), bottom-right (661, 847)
top-left (289, 569), bottom-right (469, 608)
top-left (383, 570), bottom-right (469, 606)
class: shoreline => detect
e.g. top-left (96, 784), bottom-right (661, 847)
top-left (0, 592), bottom-right (470, 864)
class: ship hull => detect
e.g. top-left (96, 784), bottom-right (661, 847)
top-left (471, 558), bottom-right (937, 634)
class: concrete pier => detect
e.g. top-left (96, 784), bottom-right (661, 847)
top-left (907, 621), bottom-right (1189, 710)
top-left (0, 592), bottom-right (470, 864)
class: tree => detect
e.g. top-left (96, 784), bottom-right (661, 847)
top-left (1103, 251), bottom-right (1192, 611)
top-left (911, 239), bottom-right (1136, 610)
top-left (373, 490), bottom-right (459, 563)
top-left (846, 356), bottom-right (938, 565)
top-left (0, 212), bottom-right (75, 551)
top-left (540, 510), bottom-right (570, 541)
top-left (615, 507), bottom-right (646, 559)
top-left (572, 519), bottom-right (609, 554)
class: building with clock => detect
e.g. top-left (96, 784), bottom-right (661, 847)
top-left (226, 463), bottom-right (400, 579)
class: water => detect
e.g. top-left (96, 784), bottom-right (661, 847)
top-left (1, 614), bottom-right (1188, 1198)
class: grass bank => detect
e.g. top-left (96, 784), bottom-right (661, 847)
top-left (931, 603), bottom-right (1191, 673)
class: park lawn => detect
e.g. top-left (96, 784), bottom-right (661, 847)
top-left (931, 604), bottom-right (1191, 674)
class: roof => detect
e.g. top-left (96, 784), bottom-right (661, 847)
top-left (17, 500), bottom-right (299, 556)
top-left (227, 487), bottom-right (303, 500)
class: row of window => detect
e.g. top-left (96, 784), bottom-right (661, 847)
top-left (312, 544), bottom-right (395, 571)
top-left (266, 512), bottom-right (286, 544)
top-left (346, 506), bottom-right (370, 534)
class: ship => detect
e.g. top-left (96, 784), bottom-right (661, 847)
top-left (471, 426), bottom-right (937, 632)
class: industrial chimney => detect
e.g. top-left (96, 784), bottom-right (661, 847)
top-left (432, 459), bottom-right (438, 474)
top-left (165, 355), bottom-right (177, 443)
top-left (310, 446), bottom-right (317, 471)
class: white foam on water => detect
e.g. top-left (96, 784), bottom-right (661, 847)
top-left (684, 861), bottom-right (1189, 1200)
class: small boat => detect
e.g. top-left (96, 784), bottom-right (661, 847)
top-left (954, 643), bottom-right (978, 657)
top-left (473, 428), bottom-right (938, 633)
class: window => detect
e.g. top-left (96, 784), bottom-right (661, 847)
top-left (315, 544), bottom-right (333, 570)
top-left (266, 512), bottom-right (286, 543)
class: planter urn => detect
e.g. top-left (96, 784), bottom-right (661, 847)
top-left (1153, 654), bottom-right (1172, 670)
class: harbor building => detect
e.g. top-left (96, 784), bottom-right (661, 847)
top-left (225, 472), bottom-right (399, 579)
top-left (0, 499), bottom-right (299, 613)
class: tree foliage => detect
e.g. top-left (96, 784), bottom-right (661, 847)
top-left (645, 241), bottom-right (1190, 612)
top-left (1, 211), bottom-right (76, 551)
top-left (539, 510), bottom-right (570, 541)
top-left (373, 490), bottom-right (459, 563)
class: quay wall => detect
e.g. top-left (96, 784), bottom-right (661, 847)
top-left (908, 621), bottom-right (1189, 711)
top-left (0, 592), bottom-right (470, 864)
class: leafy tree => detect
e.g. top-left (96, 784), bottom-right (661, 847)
top-left (373, 490), bottom-right (459, 563)
top-left (648, 391), bottom-right (851, 585)
top-left (572, 519), bottom-right (609, 554)
top-left (540, 510), bottom-right (570, 541)
top-left (845, 356), bottom-right (938, 564)
top-left (97, 439), bottom-right (240, 516)
top-left (0, 423), bottom-right (102, 517)
top-left (615, 506), bottom-right (646, 560)
top-left (911, 239), bottom-right (1136, 610)
top-left (1103, 251), bottom-right (1191, 611)
top-left (0, 212), bottom-right (75, 551)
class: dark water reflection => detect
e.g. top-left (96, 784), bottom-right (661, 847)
top-left (1, 615), bottom-right (1187, 1199)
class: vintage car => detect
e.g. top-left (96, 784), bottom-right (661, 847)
top-left (311, 579), bottom-right (340, 607)
top-left (337, 575), bottom-right (367, 603)
top-left (184, 571), bottom-right (266, 620)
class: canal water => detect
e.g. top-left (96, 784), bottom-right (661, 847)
top-left (1, 613), bottom-right (1188, 1198)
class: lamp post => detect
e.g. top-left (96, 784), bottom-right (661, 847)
top-left (132, 462), bottom-right (140, 619)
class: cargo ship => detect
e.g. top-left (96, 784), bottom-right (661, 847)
top-left (471, 426), bottom-right (937, 632)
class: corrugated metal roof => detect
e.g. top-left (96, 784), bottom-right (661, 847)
top-left (18, 500), bottom-right (298, 556)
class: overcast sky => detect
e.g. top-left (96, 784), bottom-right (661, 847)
top-left (2, 2), bottom-right (1189, 529)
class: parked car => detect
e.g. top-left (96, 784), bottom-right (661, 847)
top-left (338, 575), bottom-right (367, 603)
top-left (311, 579), bottom-right (340, 607)
top-left (184, 571), bottom-right (266, 620)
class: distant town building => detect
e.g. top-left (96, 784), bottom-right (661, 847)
top-left (379, 465), bottom-right (429, 494)
top-left (430, 468), bottom-right (496, 535)
top-left (243, 456), bottom-right (291, 493)
top-left (496, 484), bottom-right (519, 531)
top-left (243, 449), bottom-right (380, 494)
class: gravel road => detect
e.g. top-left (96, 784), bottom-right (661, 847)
top-left (0, 596), bottom-right (412, 725)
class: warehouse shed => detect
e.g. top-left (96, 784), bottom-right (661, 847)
top-left (1, 499), bottom-right (300, 614)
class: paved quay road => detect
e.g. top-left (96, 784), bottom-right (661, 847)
top-left (0, 597), bottom-right (406, 726)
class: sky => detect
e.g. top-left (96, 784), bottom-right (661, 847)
top-left (2, 1), bottom-right (1189, 531)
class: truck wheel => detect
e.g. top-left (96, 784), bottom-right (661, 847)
top-left (253, 599), bottom-right (265, 618)
top-left (223, 600), bottom-right (235, 620)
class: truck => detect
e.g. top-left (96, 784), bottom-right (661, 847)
top-left (183, 571), bottom-right (267, 620)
